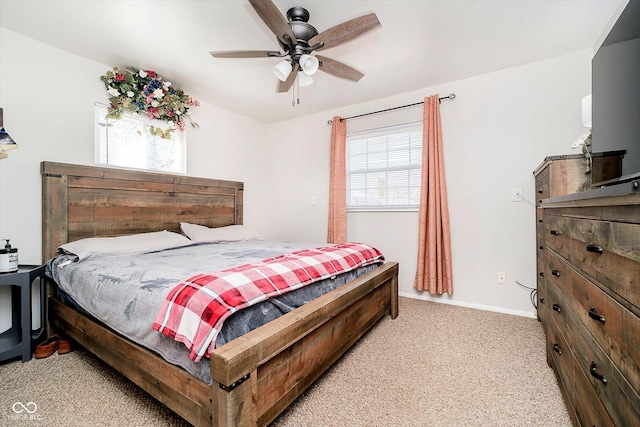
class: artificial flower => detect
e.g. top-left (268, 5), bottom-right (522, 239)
top-left (100, 66), bottom-right (199, 138)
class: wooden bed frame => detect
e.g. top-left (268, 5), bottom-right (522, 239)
top-left (41, 161), bottom-right (399, 427)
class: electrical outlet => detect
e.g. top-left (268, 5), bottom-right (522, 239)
top-left (511, 188), bottom-right (523, 202)
top-left (497, 272), bottom-right (506, 284)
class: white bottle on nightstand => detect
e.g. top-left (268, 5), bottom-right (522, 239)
top-left (0, 239), bottom-right (18, 273)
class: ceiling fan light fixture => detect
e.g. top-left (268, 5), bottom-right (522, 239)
top-left (299, 54), bottom-right (319, 75)
top-left (298, 71), bottom-right (314, 87)
top-left (273, 60), bottom-right (292, 81)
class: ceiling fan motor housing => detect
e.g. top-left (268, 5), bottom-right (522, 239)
top-left (287, 6), bottom-right (309, 22)
top-left (285, 7), bottom-right (317, 44)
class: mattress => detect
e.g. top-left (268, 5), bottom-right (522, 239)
top-left (46, 240), bottom-right (380, 384)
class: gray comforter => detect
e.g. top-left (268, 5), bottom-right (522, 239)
top-left (46, 240), bottom-right (379, 384)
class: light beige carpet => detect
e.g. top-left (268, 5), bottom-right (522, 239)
top-left (0, 298), bottom-right (571, 426)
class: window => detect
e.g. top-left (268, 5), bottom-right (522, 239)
top-left (347, 122), bottom-right (422, 210)
top-left (95, 103), bottom-right (186, 174)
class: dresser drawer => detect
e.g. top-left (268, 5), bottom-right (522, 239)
top-left (537, 276), bottom-right (548, 324)
top-left (537, 252), bottom-right (545, 282)
top-left (572, 354), bottom-right (616, 427)
top-left (537, 234), bottom-right (545, 258)
top-left (545, 215), bottom-right (640, 309)
top-left (570, 266), bottom-right (640, 396)
top-left (570, 314), bottom-right (640, 426)
top-left (546, 286), bottom-right (615, 427)
top-left (545, 313), bottom-right (575, 410)
top-left (536, 216), bottom-right (544, 238)
top-left (544, 265), bottom-right (573, 346)
top-left (536, 208), bottom-right (545, 236)
top-left (535, 170), bottom-right (549, 203)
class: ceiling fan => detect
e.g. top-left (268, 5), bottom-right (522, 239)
top-left (210, 0), bottom-right (381, 94)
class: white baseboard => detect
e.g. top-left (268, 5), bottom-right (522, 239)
top-left (398, 291), bottom-right (536, 319)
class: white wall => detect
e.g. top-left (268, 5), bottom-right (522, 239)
top-left (264, 50), bottom-right (593, 317)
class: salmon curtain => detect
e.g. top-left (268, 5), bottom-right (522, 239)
top-left (414, 95), bottom-right (453, 295)
top-left (327, 116), bottom-right (347, 244)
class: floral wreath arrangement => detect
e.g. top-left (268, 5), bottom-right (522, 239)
top-left (100, 67), bottom-right (200, 138)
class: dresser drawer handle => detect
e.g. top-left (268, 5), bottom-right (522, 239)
top-left (588, 307), bottom-right (606, 324)
top-left (539, 272), bottom-right (544, 278)
top-left (552, 343), bottom-right (562, 355)
top-left (538, 219), bottom-right (543, 223)
top-left (552, 303), bottom-right (561, 313)
top-left (539, 298), bottom-right (545, 305)
top-left (550, 230), bottom-right (559, 236)
top-left (537, 189), bottom-right (543, 194)
top-left (590, 362), bottom-right (608, 385)
top-left (539, 245), bottom-right (543, 250)
top-left (586, 244), bottom-right (603, 254)
top-left (551, 269), bottom-right (560, 277)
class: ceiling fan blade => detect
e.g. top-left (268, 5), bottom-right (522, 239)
top-left (316, 55), bottom-right (364, 82)
top-left (210, 50), bottom-right (281, 58)
top-left (309, 13), bottom-right (381, 51)
top-left (277, 64), bottom-right (299, 93)
top-left (248, 0), bottom-right (297, 46)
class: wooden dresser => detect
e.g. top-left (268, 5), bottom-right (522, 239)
top-left (534, 151), bottom-right (625, 323)
top-left (534, 153), bottom-right (640, 425)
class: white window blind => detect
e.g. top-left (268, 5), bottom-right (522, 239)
top-left (95, 103), bottom-right (186, 174)
top-left (347, 122), bottom-right (422, 210)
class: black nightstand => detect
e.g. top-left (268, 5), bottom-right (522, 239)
top-left (0, 265), bottom-right (46, 362)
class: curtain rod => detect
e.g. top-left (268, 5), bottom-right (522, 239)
top-left (327, 93), bottom-right (455, 125)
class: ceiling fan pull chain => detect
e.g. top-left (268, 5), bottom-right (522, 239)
top-left (291, 72), bottom-right (301, 107)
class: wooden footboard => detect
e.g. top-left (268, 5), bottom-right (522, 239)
top-left (212, 261), bottom-right (398, 426)
top-left (49, 298), bottom-right (214, 426)
top-left (49, 261), bottom-right (398, 426)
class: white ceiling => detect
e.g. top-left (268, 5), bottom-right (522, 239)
top-left (0, 0), bottom-right (625, 124)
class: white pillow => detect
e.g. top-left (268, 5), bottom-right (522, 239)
top-left (180, 223), bottom-right (263, 243)
top-left (58, 230), bottom-right (192, 261)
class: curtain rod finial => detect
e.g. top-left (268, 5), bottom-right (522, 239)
top-left (438, 93), bottom-right (456, 104)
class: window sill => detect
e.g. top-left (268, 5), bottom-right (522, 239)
top-left (347, 207), bottom-right (419, 213)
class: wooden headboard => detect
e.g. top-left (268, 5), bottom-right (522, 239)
top-left (41, 162), bottom-right (243, 262)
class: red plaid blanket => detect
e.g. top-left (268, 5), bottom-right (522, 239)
top-left (153, 242), bottom-right (384, 362)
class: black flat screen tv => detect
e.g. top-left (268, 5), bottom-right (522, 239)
top-left (591, 0), bottom-right (640, 181)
